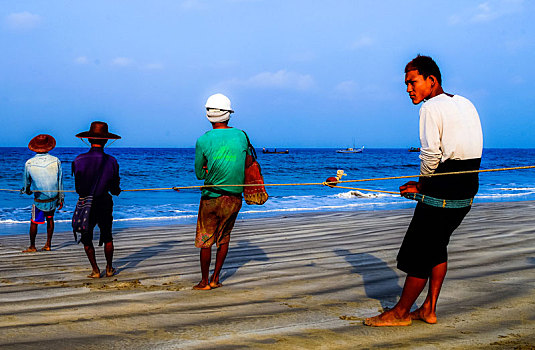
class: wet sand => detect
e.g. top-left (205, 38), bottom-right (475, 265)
top-left (1, 201), bottom-right (534, 349)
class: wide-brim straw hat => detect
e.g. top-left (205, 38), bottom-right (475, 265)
top-left (76, 121), bottom-right (121, 139)
top-left (28, 134), bottom-right (56, 153)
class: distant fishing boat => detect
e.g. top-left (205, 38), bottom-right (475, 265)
top-left (262, 148), bottom-right (289, 154)
top-left (336, 146), bottom-right (364, 154)
top-left (408, 147), bottom-right (420, 152)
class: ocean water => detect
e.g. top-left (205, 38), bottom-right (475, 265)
top-left (1, 147), bottom-right (534, 235)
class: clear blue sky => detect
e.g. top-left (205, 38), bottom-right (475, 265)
top-left (1, 0), bottom-right (534, 148)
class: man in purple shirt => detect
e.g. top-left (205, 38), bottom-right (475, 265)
top-left (72, 121), bottom-right (121, 278)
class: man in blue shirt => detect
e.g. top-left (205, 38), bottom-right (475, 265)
top-left (72, 121), bottom-right (121, 278)
top-left (21, 134), bottom-right (64, 252)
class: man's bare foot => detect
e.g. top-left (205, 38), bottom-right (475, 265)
top-left (22, 247), bottom-right (37, 253)
top-left (41, 245), bottom-right (51, 251)
top-left (193, 281), bottom-right (211, 290)
top-left (409, 308), bottom-right (437, 324)
top-left (209, 281), bottom-right (222, 289)
top-left (87, 270), bottom-right (101, 278)
top-left (364, 309), bottom-right (412, 327)
top-left (105, 267), bottom-right (117, 277)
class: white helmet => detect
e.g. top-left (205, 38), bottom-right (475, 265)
top-left (205, 93), bottom-right (234, 113)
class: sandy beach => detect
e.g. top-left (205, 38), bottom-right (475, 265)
top-left (1, 201), bottom-right (534, 349)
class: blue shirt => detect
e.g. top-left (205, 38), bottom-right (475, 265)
top-left (22, 153), bottom-right (64, 212)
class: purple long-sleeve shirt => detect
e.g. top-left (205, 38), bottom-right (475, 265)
top-left (72, 147), bottom-right (121, 198)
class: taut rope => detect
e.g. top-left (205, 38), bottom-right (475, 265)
top-left (2, 165), bottom-right (534, 194)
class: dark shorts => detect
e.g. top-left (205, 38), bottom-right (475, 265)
top-left (396, 202), bottom-right (471, 279)
top-left (31, 205), bottom-right (55, 224)
top-left (80, 196), bottom-right (114, 246)
top-left (195, 195), bottom-right (242, 248)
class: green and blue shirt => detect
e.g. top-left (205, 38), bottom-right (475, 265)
top-left (195, 128), bottom-right (249, 198)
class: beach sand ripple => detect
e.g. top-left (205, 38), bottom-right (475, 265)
top-left (0, 202), bottom-right (534, 349)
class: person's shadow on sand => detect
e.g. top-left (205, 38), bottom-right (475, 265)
top-left (220, 240), bottom-right (269, 283)
top-left (55, 239), bottom-right (79, 249)
top-left (55, 229), bottom-right (123, 250)
top-left (334, 249), bottom-right (403, 310)
top-left (115, 240), bottom-right (180, 273)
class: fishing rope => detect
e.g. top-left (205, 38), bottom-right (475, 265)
top-left (172, 165), bottom-right (535, 194)
top-left (334, 165), bottom-right (535, 185)
top-left (2, 165), bottom-right (534, 194)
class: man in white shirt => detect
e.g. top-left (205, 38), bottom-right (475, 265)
top-left (365, 55), bottom-right (483, 326)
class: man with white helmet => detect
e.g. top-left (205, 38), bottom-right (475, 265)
top-left (193, 93), bottom-right (250, 290)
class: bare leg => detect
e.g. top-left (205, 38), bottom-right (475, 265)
top-left (84, 242), bottom-right (101, 278)
top-left (410, 262), bottom-right (447, 324)
top-left (364, 275), bottom-right (428, 326)
top-left (22, 222), bottom-right (38, 253)
top-left (210, 243), bottom-right (229, 288)
top-left (104, 241), bottom-right (116, 277)
top-left (42, 217), bottom-right (54, 251)
top-left (193, 247), bottom-right (212, 290)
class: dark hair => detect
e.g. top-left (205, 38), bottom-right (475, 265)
top-left (405, 55), bottom-right (442, 86)
top-left (89, 138), bottom-right (108, 146)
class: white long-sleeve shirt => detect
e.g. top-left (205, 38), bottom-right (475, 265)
top-left (419, 94), bottom-right (483, 175)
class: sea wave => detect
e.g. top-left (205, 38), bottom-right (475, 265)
top-left (0, 219), bottom-right (28, 224)
top-left (335, 190), bottom-right (391, 199)
top-left (241, 200), bottom-right (404, 214)
top-left (280, 195), bottom-right (315, 200)
top-left (114, 215), bottom-right (197, 222)
top-left (477, 191), bottom-right (535, 199)
top-left (496, 187), bottom-right (535, 191)
top-left (0, 218), bottom-right (74, 225)
top-left (0, 214), bottom-right (198, 225)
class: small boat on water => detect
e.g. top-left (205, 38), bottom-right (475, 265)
top-left (262, 148), bottom-right (289, 154)
top-left (408, 147), bottom-right (420, 152)
top-left (336, 146), bottom-right (364, 154)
